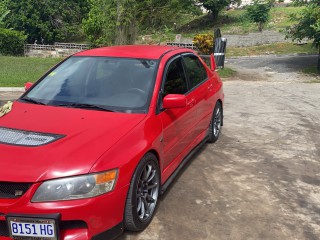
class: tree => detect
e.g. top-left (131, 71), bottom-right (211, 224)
top-left (197, 0), bottom-right (240, 21)
top-left (0, 10), bottom-right (9, 28)
top-left (5, 0), bottom-right (89, 44)
top-left (0, 0), bottom-right (8, 15)
top-left (83, 0), bottom-right (201, 46)
top-left (292, 0), bottom-right (309, 6)
top-left (83, 0), bottom-right (118, 46)
top-left (246, 0), bottom-right (272, 32)
top-left (286, 0), bottom-right (320, 73)
top-left (0, 0), bottom-right (8, 28)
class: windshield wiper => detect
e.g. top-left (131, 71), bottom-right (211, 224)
top-left (58, 103), bottom-right (116, 112)
top-left (20, 97), bottom-right (46, 105)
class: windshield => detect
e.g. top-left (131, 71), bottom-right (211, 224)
top-left (22, 57), bottom-right (158, 113)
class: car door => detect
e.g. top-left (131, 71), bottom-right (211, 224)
top-left (182, 54), bottom-right (213, 136)
top-left (159, 55), bottom-right (198, 170)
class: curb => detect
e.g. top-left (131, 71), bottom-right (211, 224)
top-left (0, 87), bottom-right (24, 92)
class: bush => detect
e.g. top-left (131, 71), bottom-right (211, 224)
top-left (193, 33), bottom-right (214, 55)
top-left (246, 0), bottom-right (272, 32)
top-left (0, 28), bottom-right (26, 55)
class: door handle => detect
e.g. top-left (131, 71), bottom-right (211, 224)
top-left (208, 84), bottom-right (213, 91)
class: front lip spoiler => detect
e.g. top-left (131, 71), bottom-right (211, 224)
top-left (92, 222), bottom-right (123, 240)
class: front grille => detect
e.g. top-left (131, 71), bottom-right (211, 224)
top-left (0, 182), bottom-right (32, 199)
top-left (0, 220), bottom-right (9, 237)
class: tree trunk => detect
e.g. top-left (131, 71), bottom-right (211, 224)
top-left (258, 22), bottom-right (264, 32)
top-left (115, 0), bottom-right (136, 45)
top-left (210, 9), bottom-right (219, 23)
top-left (318, 46), bottom-right (320, 74)
top-left (115, 0), bottom-right (126, 45)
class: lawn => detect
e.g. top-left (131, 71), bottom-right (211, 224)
top-left (0, 56), bottom-right (62, 87)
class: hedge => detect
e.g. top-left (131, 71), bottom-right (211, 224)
top-left (0, 28), bottom-right (26, 56)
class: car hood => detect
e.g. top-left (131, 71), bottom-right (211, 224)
top-left (0, 102), bottom-right (146, 182)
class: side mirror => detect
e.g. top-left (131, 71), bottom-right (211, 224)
top-left (163, 94), bottom-right (187, 109)
top-left (210, 53), bottom-right (216, 71)
top-left (25, 82), bottom-right (33, 91)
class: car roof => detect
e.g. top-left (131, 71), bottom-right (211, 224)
top-left (74, 45), bottom-right (194, 60)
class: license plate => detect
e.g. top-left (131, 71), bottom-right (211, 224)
top-left (7, 217), bottom-right (58, 240)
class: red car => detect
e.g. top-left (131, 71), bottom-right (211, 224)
top-left (0, 45), bottom-right (224, 240)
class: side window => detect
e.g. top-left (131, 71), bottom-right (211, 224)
top-left (163, 57), bottom-right (188, 97)
top-left (183, 55), bottom-right (208, 89)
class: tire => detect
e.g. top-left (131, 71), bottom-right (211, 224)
top-left (124, 153), bottom-right (161, 231)
top-left (208, 101), bottom-right (222, 143)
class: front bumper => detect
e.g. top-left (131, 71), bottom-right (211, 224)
top-left (0, 184), bottom-right (129, 239)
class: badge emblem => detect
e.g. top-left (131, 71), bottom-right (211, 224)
top-left (0, 101), bottom-right (13, 117)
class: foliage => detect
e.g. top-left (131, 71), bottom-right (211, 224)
top-left (136, 0), bottom-right (200, 31)
top-left (246, 0), bottom-right (272, 32)
top-left (0, 10), bottom-right (9, 28)
top-left (286, 0), bottom-right (320, 72)
top-left (193, 33), bottom-right (214, 54)
top-left (292, 0), bottom-right (309, 6)
top-left (83, 0), bottom-right (201, 46)
top-left (82, 0), bottom-right (117, 46)
top-left (0, 28), bottom-right (26, 55)
top-left (0, 0), bottom-right (9, 28)
top-left (197, 0), bottom-right (241, 21)
top-left (5, 0), bottom-right (89, 44)
top-left (0, 0), bottom-right (8, 15)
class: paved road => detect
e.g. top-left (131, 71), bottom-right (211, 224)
top-left (1, 55), bottom-right (320, 240)
top-left (227, 54), bottom-right (318, 73)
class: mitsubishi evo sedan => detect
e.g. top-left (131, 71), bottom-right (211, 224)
top-left (0, 45), bottom-right (224, 240)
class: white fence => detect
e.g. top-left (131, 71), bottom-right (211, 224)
top-left (24, 42), bottom-right (90, 57)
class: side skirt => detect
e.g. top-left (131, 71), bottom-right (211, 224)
top-left (160, 136), bottom-right (209, 194)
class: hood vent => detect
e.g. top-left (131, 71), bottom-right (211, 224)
top-left (0, 127), bottom-right (64, 147)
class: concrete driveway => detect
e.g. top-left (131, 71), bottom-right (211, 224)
top-left (121, 55), bottom-right (320, 240)
top-left (1, 55), bottom-right (319, 240)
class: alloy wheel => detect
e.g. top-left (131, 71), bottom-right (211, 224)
top-left (136, 162), bottom-right (159, 221)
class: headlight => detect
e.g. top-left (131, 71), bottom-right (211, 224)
top-left (32, 169), bottom-right (118, 202)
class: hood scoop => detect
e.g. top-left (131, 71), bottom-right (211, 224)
top-left (0, 127), bottom-right (64, 147)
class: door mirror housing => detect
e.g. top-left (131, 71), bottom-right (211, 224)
top-left (25, 82), bottom-right (33, 91)
top-left (163, 94), bottom-right (187, 109)
top-left (210, 53), bottom-right (216, 71)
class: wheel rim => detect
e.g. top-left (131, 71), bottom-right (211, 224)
top-left (136, 162), bottom-right (159, 222)
top-left (213, 107), bottom-right (222, 137)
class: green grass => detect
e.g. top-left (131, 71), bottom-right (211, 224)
top-left (0, 56), bottom-right (62, 87)
top-left (302, 66), bottom-right (320, 82)
top-left (227, 42), bottom-right (317, 57)
top-left (302, 66), bottom-right (319, 76)
top-left (305, 79), bottom-right (320, 83)
top-left (217, 67), bottom-right (237, 78)
top-left (268, 6), bottom-right (303, 29)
